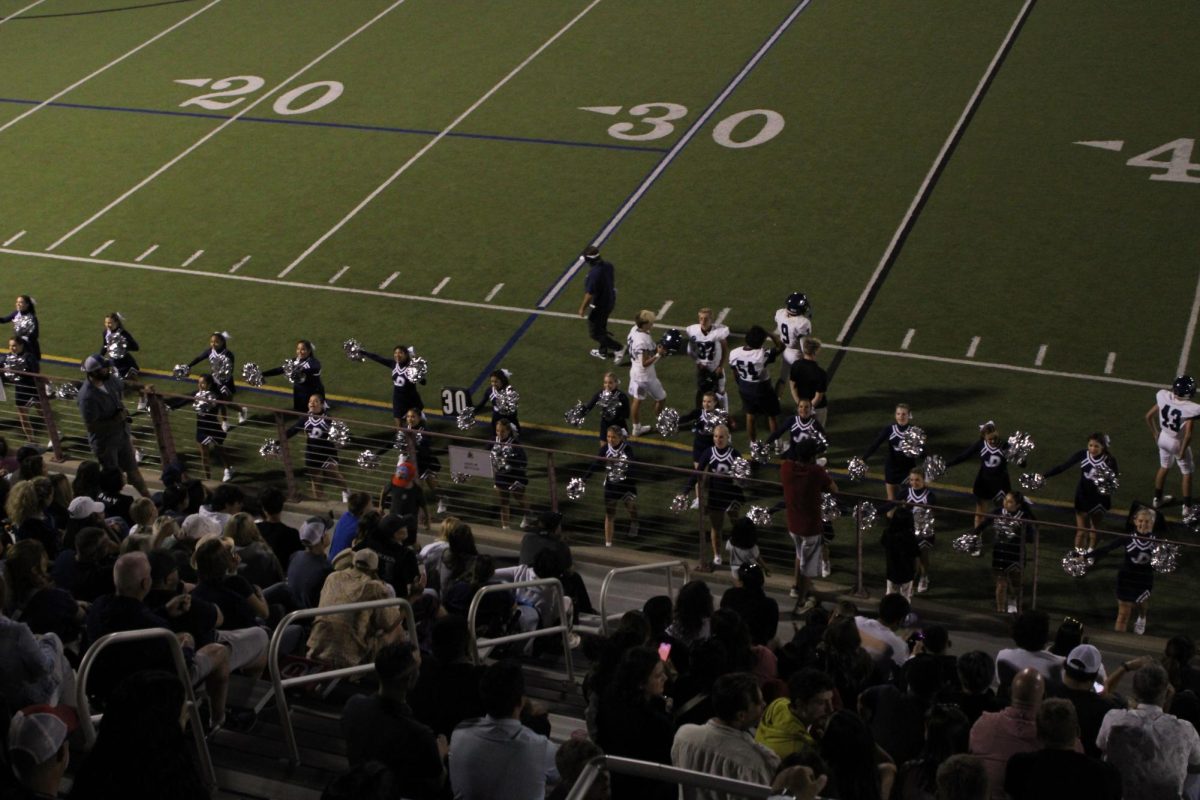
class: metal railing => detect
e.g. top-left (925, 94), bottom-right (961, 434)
top-left (75, 627), bottom-right (217, 791)
top-left (575, 561), bottom-right (690, 637)
top-left (266, 597), bottom-right (418, 765)
top-left (466, 577), bottom-right (575, 683)
top-left (565, 754), bottom-right (777, 800)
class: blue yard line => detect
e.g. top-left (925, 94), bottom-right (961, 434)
top-left (0, 96), bottom-right (668, 154)
top-left (468, 0), bottom-right (814, 395)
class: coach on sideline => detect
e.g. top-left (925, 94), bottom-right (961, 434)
top-left (578, 245), bottom-right (623, 361)
top-left (77, 353), bottom-right (150, 497)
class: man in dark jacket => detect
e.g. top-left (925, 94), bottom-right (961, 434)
top-left (577, 245), bottom-right (622, 360)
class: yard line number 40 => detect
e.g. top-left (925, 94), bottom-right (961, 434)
top-left (581, 103), bottom-right (785, 149)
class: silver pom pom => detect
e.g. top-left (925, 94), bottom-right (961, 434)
top-left (451, 472), bottom-right (469, 484)
top-left (670, 494), bottom-right (689, 514)
top-left (1089, 462), bottom-right (1119, 495)
top-left (749, 440), bottom-right (772, 464)
top-left (953, 533), bottom-right (981, 555)
top-left (1183, 504), bottom-right (1200, 534)
top-left (259, 439), bottom-right (281, 458)
top-left (172, 364), bottom-right (190, 380)
top-left (12, 316), bottom-right (34, 336)
top-left (922, 455), bottom-right (946, 483)
top-left (404, 357), bottom-right (428, 383)
top-left (55, 382), bottom-right (79, 400)
top-left (700, 408), bottom-right (728, 434)
top-left (357, 450), bottom-right (380, 470)
top-left (3, 352), bottom-right (20, 380)
top-left (1005, 431), bottom-right (1036, 467)
top-left (854, 501), bottom-right (878, 530)
top-left (491, 444), bottom-right (511, 473)
top-left (456, 408), bottom-right (476, 430)
top-left (847, 457), bottom-right (868, 483)
top-left (732, 457), bottom-right (752, 480)
top-left (913, 507), bottom-right (935, 538)
top-left (342, 338), bottom-right (364, 362)
top-left (105, 334), bottom-right (127, 360)
top-left (898, 426), bottom-right (926, 458)
top-left (1061, 548), bottom-right (1090, 577)
top-left (747, 506), bottom-right (772, 527)
top-left (328, 420), bottom-right (350, 447)
top-left (1152, 543), bottom-right (1180, 574)
top-left (994, 515), bottom-right (1020, 540)
top-left (656, 407), bottom-right (680, 437)
top-left (393, 430), bottom-right (409, 451)
top-left (606, 453), bottom-right (629, 483)
top-left (597, 389), bottom-right (620, 420)
top-left (495, 386), bottom-right (520, 415)
top-left (209, 352), bottom-right (232, 383)
top-left (281, 357), bottom-right (302, 384)
top-left (566, 477), bottom-right (586, 500)
top-left (821, 493), bottom-right (841, 523)
top-left (192, 390), bottom-right (215, 413)
top-left (1019, 472), bottom-right (1045, 491)
top-left (241, 362), bottom-right (263, 387)
top-left (563, 402), bottom-right (587, 428)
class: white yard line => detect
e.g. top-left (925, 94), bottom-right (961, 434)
top-left (135, 244), bottom-right (159, 262)
top-left (3, 230), bottom-right (26, 247)
top-left (0, 0), bottom-right (49, 29)
top-left (716, 307), bottom-right (731, 325)
top-left (278, 0), bottom-right (605, 278)
top-left (657, 300), bottom-right (673, 319)
top-left (1105, 352), bottom-right (1116, 375)
top-left (228, 255), bottom-right (250, 273)
top-left (1179, 268), bottom-right (1200, 375)
top-left (431, 276), bottom-right (451, 296)
top-left (379, 271), bottom-right (399, 290)
top-left (45, 0), bottom-right (409, 252)
top-left (485, 283), bottom-right (504, 302)
top-left (1034, 344), bottom-right (1047, 366)
top-left (328, 265), bottom-right (350, 284)
top-left (966, 336), bottom-right (980, 358)
top-left (89, 240), bottom-right (114, 257)
top-left (181, 249), bottom-right (205, 267)
top-left (0, 0), bottom-right (224, 135)
top-left (901, 329), bottom-right (915, 350)
top-left (836, 0), bottom-right (1035, 343)
top-left (1, 244), bottom-right (1162, 391)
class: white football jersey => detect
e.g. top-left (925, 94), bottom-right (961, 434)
top-left (1156, 389), bottom-right (1200, 438)
top-left (685, 323), bottom-right (729, 370)
top-left (774, 308), bottom-right (812, 350)
top-left (728, 346), bottom-right (773, 384)
top-left (627, 326), bottom-right (657, 379)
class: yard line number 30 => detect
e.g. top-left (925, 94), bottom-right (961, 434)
top-left (587, 103), bottom-right (785, 149)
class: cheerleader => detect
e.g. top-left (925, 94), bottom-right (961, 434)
top-left (263, 339), bottom-right (325, 413)
top-left (580, 372), bottom-right (630, 443)
top-left (1090, 506), bottom-right (1162, 634)
top-left (862, 403), bottom-right (922, 501)
top-left (582, 425), bottom-right (639, 547)
top-left (285, 393), bottom-right (349, 503)
top-left (475, 369), bottom-right (518, 436)
top-left (946, 421), bottom-right (1011, 541)
top-left (186, 332), bottom-right (244, 429)
top-left (5, 336), bottom-right (39, 442)
top-left (360, 344), bottom-right (424, 427)
top-left (403, 407), bottom-right (444, 518)
top-left (970, 491), bottom-right (1036, 614)
top-left (897, 467), bottom-right (937, 592)
top-left (103, 312), bottom-right (143, 410)
top-left (1, 295), bottom-right (39, 360)
top-left (767, 398), bottom-right (827, 460)
top-left (879, 504), bottom-right (919, 600)
top-left (167, 374), bottom-right (233, 482)
top-left (679, 391), bottom-right (725, 468)
top-left (1044, 432), bottom-right (1118, 551)
top-left (684, 423), bottom-right (744, 571)
top-left (491, 418), bottom-right (530, 530)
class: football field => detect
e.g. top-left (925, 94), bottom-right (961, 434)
top-left (2, 0), bottom-right (1199, 514)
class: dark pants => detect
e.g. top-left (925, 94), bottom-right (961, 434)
top-left (587, 306), bottom-right (621, 354)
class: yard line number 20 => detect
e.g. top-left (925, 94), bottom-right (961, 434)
top-left (178, 76), bottom-right (344, 115)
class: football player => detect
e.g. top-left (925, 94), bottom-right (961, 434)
top-left (773, 292), bottom-right (812, 387)
top-left (685, 307), bottom-right (730, 411)
top-left (728, 325), bottom-right (780, 443)
top-left (1145, 375), bottom-right (1200, 509)
top-left (625, 310), bottom-right (666, 437)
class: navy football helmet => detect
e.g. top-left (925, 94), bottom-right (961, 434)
top-left (1173, 375), bottom-right (1196, 399)
top-left (785, 292), bottom-right (810, 316)
top-left (658, 329), bottom-right (686, 355)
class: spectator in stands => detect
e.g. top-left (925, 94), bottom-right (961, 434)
top-left (811, 615), bottom-right (874, 711)
top-left (126, 497), bottom-right (157, 540)
top-left (50, 525), bottom-right (117, 603)
top-left (354, 511), bottom-right (420, 601)
top-left (433, 520), bottom-right (478, 597)
top-left (596, 645), bottom-right (675, 799)
top-left (45, 474), bottom-right (71, 533)
top-left (818, 709), bottom-right (895, 800)
top-left (709, 608), bottom-right (778, 689)
top-left (190, 535), bottom-right (269, 631)
top-left (70, 461), bottom-right (102, 505)
top-left (996, 610), bottom-right (1062, 689)
top-left (756, 668), bottom-right (835, 759)
top-left (63, 495), bottom-right (107, 551)
top-left (224, 511), bottom-right (284, 589)
top-left (329, 491), bottom-right (372, 562)
top-left (95, 466), bottom-right (133, 526)
top-left (379, 461), bottom-right (422, 544)
top-left (410, 614), bottom-right (485, 740)
top-left (0, 569), bottom-right (76, 709)
top-left (1047, 615), bottom-right (1085, 659)
top-left (969, 668), bottom-right (1045, 800)
top-left (855, 592), bottom-right (911, 670)
top-left (520, 510), bottom-right (594, 616)
top-left (668, 579), bottom-right (713, 648)
top-left (1004, 698), bottom-right (1119, 800)
top-left (8, 480), bottom-right (59, 557)
top-left (494, 548), bottom-right (577, 649)
top-left (68, 670), bottom-right (209, 800)
top-left (894, 703), bottom-right (971, 800)
top-left (938, 651), bottom-right (1003, 725)
top-left (672, 672), bottom-right (780, 796)
top-left (287, 517), bottom-right (333, 610)
top-left (936, 755), bottom-right (988, 800)
top-left (4, 539), bottom-right (85, 648)
top-left (342, 642), bottom-right (447, 799)
top-left (547, 737), bottom-right (608, 800)
top-left (861, 651), bottom-right (944, 765)
top-left (76, 355), bottom-right (151, 498)
top-left (1047, 644), bottom-right (1123, 759)
top-left (6, 704), bottom-right (75, 799)
top-left (450, 660), bottom-right (559, 800)
top-left (1098, 662), bottom-right (1200, 800)
top-left (308, 548), bottom-right (404, 669)
top-left (720, 561), bottom-right (779, 647)
top-left (1161, 635), bottom-right (1200, 694)
top-left (163, 512), bottom-right (217, 582)
top-left (256, 486), bottom-right (301, 568)
top-left (200, 482), bottom-right (243, 529)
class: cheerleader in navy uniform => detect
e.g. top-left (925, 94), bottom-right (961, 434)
top-left (1044, 432), bottom-right (1118, 552)
top-left (359, 344), bottom-right (424, 428)
top-left (475, 369), bottom-right (519, 437)
top-left (491, 418), bottom-right (530, 530)
top-left (900, 467), bottom-right (937, 592)
top-left (946, 422), bottom-right (1011, 540)
top-left (862, 403), bottom-right (921, 501)
top-left (186, 332), bottom-right (245, 430)
top-left (583, 425), bottom-right (639, 547)
top-left (684, 423), bottom-right (744, 571)
top-left (580, 372), bottom-right (630, 443)
top-left (263, 339), bottom-right (325, 413)
top-left (5, 336), bottom-right (39, 442)
top-left (404, 408), bottom-right (444, 518)
top-left (103, 313), bottom-right (144, 411)
top-left (166, 374), bottom-right (234, 482)
top-left (285, 393), bottom-right (349, 504)
top-left (678, 391), bottom-right (724, 468)
top-left (1, 295), bottom-right (39, 361)
top-left (1089, 505), bottom-right (1162, 634)
top-left (969, 491), bottom-right (1036, 614)
top-left (766, 398), bottom-right (827, 461)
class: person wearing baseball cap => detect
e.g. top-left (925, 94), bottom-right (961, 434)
top-left (76, 353), bottom-right (150, 499)
top-left (7, 704), bottom-right (77, 797)
top-left (308, 547), bottom-right (404, 670)
top-left (287, 516), bottom-right (333, 609)
top-left (1050, 643), bottom-right (1122, 759)
top-left (381, 460), bottom-right (423, 544)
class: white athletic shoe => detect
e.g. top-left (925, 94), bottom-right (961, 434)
top-left (222, 468), bottom-right (233, 482)
top-left (917, 576), bottom-right (929, 594)
top-left (520, 515), bottom-right (533, 530)
top-left (1134, 616), bottom-right (1147, 635)
top-left (341, 489), bottom-right (350, 504)
top-left (1153, 495), bottom-right (1173, 508)
top-left (134, 448), bottom-right (144, 464)
top-left (605, 541), bottom-right (612, 547)
top-left (970, 547), bottom-right (982, 558)
top-left (136, 397), bottom-right (148, 413)
top-left (712, 555), bottom-right (722, 566)
top-left (589, 349), bottom-right (608, 360)
top-left (436, 499), bottom-right (447, 515)
top-left (221, 420), bottom-right (230, 433)
top-left (689, 497), bottom-right (700, 510)
top-left (1006, 600), bottom-right (1018, 614)
top-left (789, 586), bottom-right (800, 599)
top-left (631, 424), bottom-right (652, 437)
top-left (238, 408), bottom-right (248, 424)
top-left (820, 562), bottom-right (831, 578)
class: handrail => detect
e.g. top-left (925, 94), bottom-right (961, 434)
top-left (591, 561), bottom-right (689, 636)
top-left (267, 597), bottom-right (417, 766)
top-left (466, 577), bottom-right (574, 683)
top-left (565, 754), bottom-right (777, 800)
top-left (76, 627), bottom-right (217, 791)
